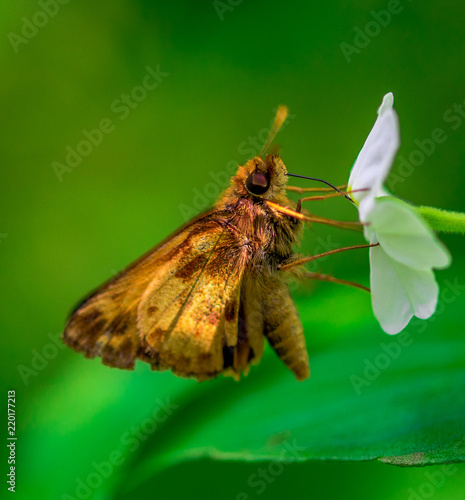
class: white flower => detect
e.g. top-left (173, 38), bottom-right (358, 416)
top-left (348, 93), bottom-right (451, 335)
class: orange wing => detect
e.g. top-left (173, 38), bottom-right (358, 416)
top-left (63, 211), bottom-right (252, 379)
top-left (137, 220), bottom-right (250, 379)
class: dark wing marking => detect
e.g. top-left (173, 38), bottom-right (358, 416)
top-left (137, 223), bottom-right (249, 380)
top-left (62, 210), bottom-right (226, 370)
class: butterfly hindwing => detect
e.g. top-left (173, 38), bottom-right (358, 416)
top-left (230, 276), bottom-right (266, 375)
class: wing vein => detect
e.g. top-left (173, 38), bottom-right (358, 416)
top-left (163, 228), bottom-right (227, 338)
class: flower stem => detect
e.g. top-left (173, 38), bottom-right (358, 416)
top-left (416, 206), bottom-right (465, 234)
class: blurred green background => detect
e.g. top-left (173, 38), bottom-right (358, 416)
top-left (2, 1), bottom-right (465, 499)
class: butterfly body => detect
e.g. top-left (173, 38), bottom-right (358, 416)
top-left (63, 154), bottom-right (310, 381)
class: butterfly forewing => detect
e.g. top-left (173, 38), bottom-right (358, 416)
top-left (63, 211), bottom-right (215, 367)
top-left (137, 221), bottom-right (248, 379)
top-left (63, 211), bottom-right (251, 379)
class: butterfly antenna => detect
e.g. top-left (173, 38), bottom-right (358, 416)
top-left (286, 173), bottom-right (354, 203)
top-left (260, 105), bottom-right (289, 156)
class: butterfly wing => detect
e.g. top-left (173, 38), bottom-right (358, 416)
top-left (137, 220), bottom-right (248, 380)
top-left (63, 210), bottom-right (250, 379)
top-left (62, 210), bottom-right (215, 369)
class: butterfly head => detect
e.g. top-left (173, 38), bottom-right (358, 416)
top-left (225, 154), bottom-right (289, 205)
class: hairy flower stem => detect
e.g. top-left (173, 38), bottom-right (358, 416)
top-left (416, 206), bottom-right (465, 235)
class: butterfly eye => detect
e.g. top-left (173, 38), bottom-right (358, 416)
top-left (245, 171), bottom-right (270, 195)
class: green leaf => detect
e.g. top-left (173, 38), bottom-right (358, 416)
top-left (22, 278), bottom-right (465, 500)
top-left (106, 287), bottom-right (465, 497)
top-left (21, 363), bottom-right (195, 499)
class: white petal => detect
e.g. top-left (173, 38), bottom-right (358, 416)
top-left (348, 93), bottom-right (400, 219)
top-left (370, 245), bottom-right (439, 334)
top-left (368, 197), bottom-right (451, 270)
top-left (377, 92), bottom-right (394, 115)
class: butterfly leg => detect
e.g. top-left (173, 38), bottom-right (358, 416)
top-left (300, 271), bottom-right (370, 292)
top-left (279, 243), bottom-right (378, 271)
top-left (285, 185), bottom-right (371, 231)
top-left (265, 200), bottom-right (364, 232)
top-left (278, 243), bottom-right (378, 292)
